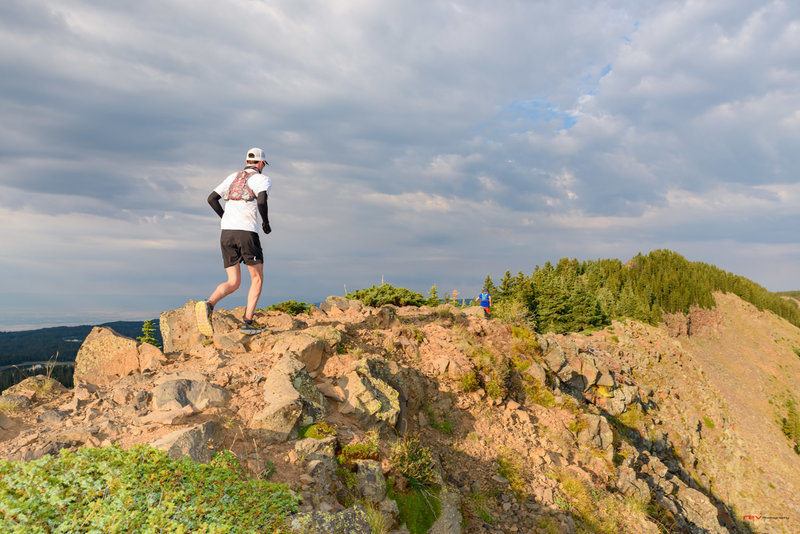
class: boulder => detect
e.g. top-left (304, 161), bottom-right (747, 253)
top-left (462, 306), bottom-right (487, 318)
top-left (263, 310), bottom-right (301, 331)
top-left (305, 326), bottom-right (346, 350)
top-left (139, 342), bottom-right (167, 372)
top-left (151, 379), bottom-right (231, 412)
top-left (616, 466), bottom-right (651, 502)
top-left (37, 409), bottom-right (68, 424)
top-left (577, 414), bottom-right (614, 461)
top-left (272, 332), bottom-right (329, 371)
top-left (429, 485), bottom-right (463, 534)
top-left (674, 486), bottom-right (726, 533)
top-left (596, 372), bottom-right (615, 388)
top-left (0, 412), bottom-right (13, 430)
top-left (295, 436), bottom-right (338, 463)
top-left (543, 343), bottom-right (567, 373)
top-left (337, 361), bottom-right (401, 433)
top-left (319, 296), bottom-right (362, 314)
top-left (0, 394), bottom-right (31, 411)
top-left (288, 506), bottom-right (371, 534)
top-left (369, 305), bottom-right (399, 329)
top-left (524, 361), bottom-right (548, 386)
top-left (3, 375), bottom-right (67, 399)
top-left (577, 357), bottom-right (599, 387)
top-left (354, 459), bottom-right (386, 502)
top-left (151, 421), bottom-right (222, 463)
top-left (159, 300), bottom-right (207, 353)
top-left (250, 355), bottom-right (327, 442)
top-left (75, 327), bottom-right (163, 386)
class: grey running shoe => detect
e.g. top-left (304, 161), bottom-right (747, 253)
top-left (240, 318), bottom-right (266, 335)
top-left (195, 300), bottom-right (214, 337)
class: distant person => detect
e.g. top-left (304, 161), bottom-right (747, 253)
top-left (475, 289), bottom-right (492, 316)
top-left (196, 148), bottom-right (272, 336)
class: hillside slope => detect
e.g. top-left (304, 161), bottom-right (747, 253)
top-left (1, 295), bottom-right (798, 533)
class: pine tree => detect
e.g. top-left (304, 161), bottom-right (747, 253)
top-left (137, 319), bottom-right (161, 349)
top-left (498, 270), bottom-right (514, 299)
top-left (427, 284), bottom-right (442, 307)
top-left (482, 275), bottom-right (497, 295)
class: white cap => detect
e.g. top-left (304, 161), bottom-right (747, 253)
top-left (246, 147), bottom-right (269, 165)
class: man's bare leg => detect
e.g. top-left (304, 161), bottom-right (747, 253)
top-left (244, 263), bottom-right (263, 321)
top-left (209, 265), bottom-right (242, 307)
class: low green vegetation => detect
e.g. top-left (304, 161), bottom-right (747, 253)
top-left (469, 346), bottom-right (510, 400)
top-left (458, 371), bottom-right (480, 392)
top-left (391, 435), bottom-right (437, 489)
top-left (497, 447), bottom-right (527, 500)
top-left (0, 445), bottom-right (299, 533)
top-left (464, 489), bottom-right (495, 525)
top-left (298, 421), bottom-right (336, 440)
top-left (779, 393), bottom-right (800, 454)
top-left (346, 284), bottom-right (426, 308)
top-left (555, 467), bottom-right (651, 534)
top-left (387, 479), bottom-right (441, 534)
top-left (264, 299), bottom-right (311, 316)
top-left (337, 441), bottom-right (380, 465)
top-left (522, 375), bottom-right (555, 407)
top-left (387, 435), bottom-right (441, 534)
top-left (423, 403), bottom-right (453, 434)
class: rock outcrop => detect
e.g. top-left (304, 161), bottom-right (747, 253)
top-left (74, 327), bottom-right (166, 386)
top-left (3, 294), bottom-right (797, 533)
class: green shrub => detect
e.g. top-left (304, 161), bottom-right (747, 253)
top-left (338, 442), bottom-right (380, 465)
top-left (346, 284), bottom-right (426, 308)
top-left (458, 371), bottom-right (480, 393)
top-left (492, 297), bottom-right (534, 327)
top-left (469, 348), bottom-right (510, 400)
top-left (264, 299), bottom-right (311, 316)
top-left (523, 375), bottom-right (555, 407)
top-left (391, 435), bottom-right (437, 489)
top-left (0, 444), bottom-right (299, 533)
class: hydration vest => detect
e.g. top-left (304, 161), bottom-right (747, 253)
top-left (223, 167), bottom-right (258, 201)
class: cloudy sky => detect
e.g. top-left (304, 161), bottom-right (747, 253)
top-left (1, 0), bottom-right (799, 330)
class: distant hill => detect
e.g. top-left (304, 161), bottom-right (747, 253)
top-left (0, 320), bottom-right (161, 368)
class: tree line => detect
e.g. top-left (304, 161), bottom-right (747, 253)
top-left (484, 249), bottom-right (800, 334)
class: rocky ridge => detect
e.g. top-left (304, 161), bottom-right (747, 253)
top-left (1, 293), bottom-right (799, 533)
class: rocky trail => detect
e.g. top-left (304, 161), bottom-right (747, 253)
top-left (1, 293), bottom-right (799, 533)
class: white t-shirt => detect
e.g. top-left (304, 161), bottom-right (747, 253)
top-left (214, 169), bottom-right (272, 233)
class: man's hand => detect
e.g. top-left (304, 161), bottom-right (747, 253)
top-left (262, 221), bottom-right (272, 234)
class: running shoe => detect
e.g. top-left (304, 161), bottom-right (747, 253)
top-left (240, 318), bottom-right (266, 335)
top-left (195, 300), bottom-right (214, 337)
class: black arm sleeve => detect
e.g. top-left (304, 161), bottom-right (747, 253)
top-left (257, 191), bottom-right (269, 223)
top-left (207, 191), bottom-right (224, 218)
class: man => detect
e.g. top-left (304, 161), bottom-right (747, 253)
top-left (475, 289), bottom-right (492, 316)
top-left (196, 148), bottom-right (272, 336)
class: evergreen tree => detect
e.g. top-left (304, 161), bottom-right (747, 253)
top-left (137, 320), bottom-right (161, 349)
top-left (427, 284), bottom-right (442, 307)
top-left (498, 270), bottom-right (514, 299)
top-left (482, 275), bottom-right (497, 295)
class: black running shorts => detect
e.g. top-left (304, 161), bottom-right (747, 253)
top-left (220, 230), bottom-right (263, 268)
